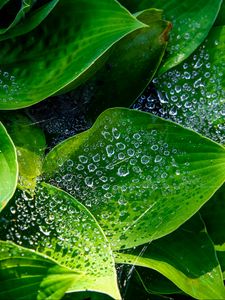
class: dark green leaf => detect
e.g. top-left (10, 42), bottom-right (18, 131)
top-left (0, 183), bottom-right (120, 299)
top-left (115, 215), bottom-right (225, 299)
top-left (120, 0), bottom-right (222, 73)
top-left (43, 108), bottom-right (225, 250)
top-left (200, 184), bottom-right (225, 250)
top-left (84, 8), bottom-right (171, 119)
top-left (0, 112), bottom-right (46, 191)
top-left (0, 121), bottom-right (18, 211)
top-left (0, 0), bottom-right (145, 109)
top-left (0, 0), bottom-right (59, 41)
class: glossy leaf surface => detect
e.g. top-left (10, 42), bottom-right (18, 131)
top-left (0, 0), bottom-right (144, 109)
top-left (120, 0), bottom-right (222, 73)
top-left (115, 216), bottom-right (225, 299)
top-left (0, 112), bottom-right (46, 191)
top-left (148, 26), bottom-right (225, 145)
top-left (0, 183), bottom-right (120, 299)
top-left (85, 8), bottom-right (171, 119)
top-left (43, 108), bottom-right (225, 250)
top-left (0, 122), bottom-right (17, 211)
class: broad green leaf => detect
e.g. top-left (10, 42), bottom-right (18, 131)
top-left (0, 0), bottom-right (59, 41)
top-left (0, 112), bottom-right (46, 191)
top-left (0, 121), bottom-right (18, 211)
top-left (0, 0), bottom-right (145, 109)
top-left (0, 0), bottom-right (34, 34)
top-left (148, 26), bottom-right (225, 145)
top-left (43, 108), bottom-right (225, 250)
top-left (120, 0), bottom-right (222, 74)
top-left (84, 8), bottom-right (171, 119)
top-left (200, 184), bottom-right (225, 251)
top-left (115, 215), bottom-right (225, 299)
top-left (0, 183), bottom-right (120, 300)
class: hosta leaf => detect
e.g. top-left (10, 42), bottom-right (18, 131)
top-left (0, 183), bottom-right (120, 300)
top-left (148, 25), bottom-right (225, 145)
top-left (0, 0), bottom-right (145, 109)
top-left (43, 108), bottom-right (225, 250)
top-left (0, 0), bottom-right (59, 41)
top-left (0, 121), bottom-right (18, 211)
top-left (120, 0), bottom-right (222, 73)
top-left (200, 184), bottom-right (225, 251)
top-left (215, 1), bottom-right (225, 26)
top-left (84, 8), bottom-right (171, 119)
top-left (115, 215), bottom-right (225, 299)
top-left (135, 268), bottom-right (180, 295)
top-left (0, 112), bottom-right (46, 191)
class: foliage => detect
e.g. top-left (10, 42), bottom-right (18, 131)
top-left (0, 0), bottom-right (224, 299)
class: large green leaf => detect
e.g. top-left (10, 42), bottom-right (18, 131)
top-left (120, 0), bottom-right (222, 73)
top-left (0, 121), bottom-right (18, 211)
top-left (0, 112), bottom-right (46, 191)
top-left (0, 183), bottom-right (120, 299)
top-left (149, 25), bottom-right (225, 145)
top-left (115, 215), bottom-right (225, 299)
top-left (0, 0), bottom-right (59, 41)
top-left (84, 8), bottom-right (171, 119)
top-left (43, 108), bottom-right (225, 250)
top-left (0, 0), bottom-right (145, 110)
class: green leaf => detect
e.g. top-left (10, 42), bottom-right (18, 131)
top-left (215, 1), bottom-right (225, 26)
top-left (120, 0), bottom-right (222, 73)
top-left (0, 0), bottom-right (59, 41)
top-left (43, 108), bottom-right (225, 250)
top-left (0, 121), bottom-right (18, 212)
top-left (0, 112), bottom-right (46, 191)
top-left (135, 268), bottom-right (181, 295)
top-left (0, 0), bottom-right (145, 110)
top-left (0, 183), bottom-right (120, 300)
top-left (115, 215), bottom-right (225, 299)
top-left (0, 0), bottom-right (34, 34)
top-left (200, 184), bottom-right (225, 251)
top-left (83, 8), bottom-right (171, 119)
top-left (151, 25), bottom-right (225, 145)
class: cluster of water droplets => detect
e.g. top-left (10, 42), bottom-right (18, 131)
top-left (0, 185), bottom-right (112, 275)
top-left (45, 113), bottom-right (205, 247)
top-left (0, 70), bottom-right (21, 104)
top-left (135, 38), bottom-right (225, 144)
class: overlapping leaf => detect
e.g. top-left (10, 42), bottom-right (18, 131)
top-left (120, 0), bottom-right (222, 73)
top-left (84, 8), bottom-right (171, 119)
top-left (0, 121), bottom-right (17, 211)
top-left (0, 183), bottom-right (120, 299)
top-left (0, 0), bottom-right (59, 41)
top-left (0, 112), bottom-right (46, 191)
top-left (115, 215), bottom-right (225, 299)
top-left (43, 108), bottom-right (225, 250)
top-left (148, 25), bottom-right (225, 145)
top-left (0, 0), bottom-right (145, 110)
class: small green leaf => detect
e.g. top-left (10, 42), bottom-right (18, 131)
top-left (43, 108), bottom-right (225, 250)
top-left (84, 9), bottom-right (171, 119)
top-left (0, 112), bottom-right (46, 191)
top-left (120, 0), bottom-right (222, 73)
top-left (0, 121), bottom-right (18, 212)
top-left (0, 183), bottom-right (120, 299)
top-left (115, 215), bottom-right (225, 299)
top-left (0, 0), bottom-right (145, 109)
top-left (0, 0), bottom-right (59, 41)
top-left (152, 25), bottom-right (225, 145)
